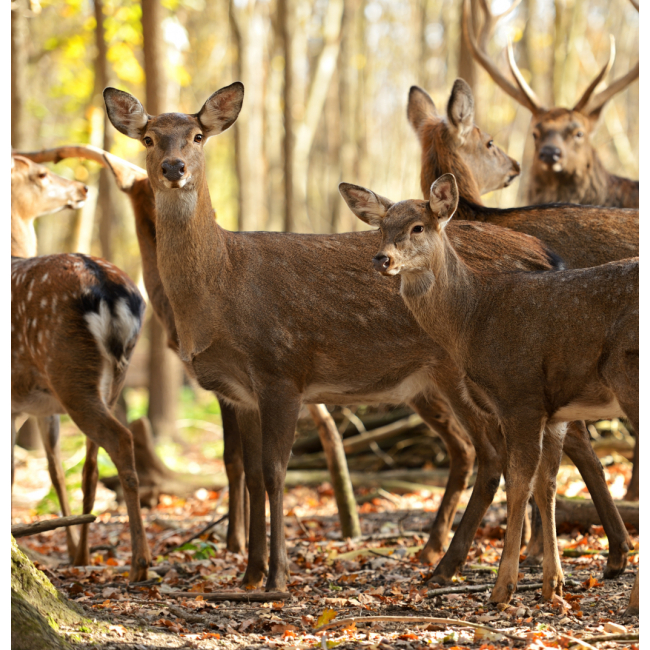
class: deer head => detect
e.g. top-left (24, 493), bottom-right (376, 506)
top-left (103, 83), bottom-right (244, 200)
top-left (408, 80), bottom-right (520, 200)
top-left (339, 174), bottom-right (459, 277)
top-left (462, 0), bottom-right (638, 185)
top-left (11, 154), bottom-right (88, 218)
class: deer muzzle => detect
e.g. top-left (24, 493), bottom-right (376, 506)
top-left (372, 253), bottom-right (392, 274)
top-left (161, 159), bottom-right (186, 183)
top-left (539, 146), bottom-right (562, 166)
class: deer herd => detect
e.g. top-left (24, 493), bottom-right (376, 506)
top-left (11, 0), bottom-right (639, 621)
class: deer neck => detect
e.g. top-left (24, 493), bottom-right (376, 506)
top-left (11, 208), bottom-right (37, 258)
top-left (399, 235), bottom-right (478, 359)
top-left (153, 177), bottom-right (228, 363)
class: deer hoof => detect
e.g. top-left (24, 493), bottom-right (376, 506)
top-left (419, 544), bottom-right (444, 566)
top-left (489, 583), bottom-right (515, 605)
top-left (241, 566), bottom-right (267, 589)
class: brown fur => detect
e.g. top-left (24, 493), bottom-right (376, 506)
top-left (103, 84), bottom-right (571, 592)
top-left (345, 174), bottom-right (638, 604)
top-left (11, 254), bottom-right (149, 581)
top-left (410, 84), bottom-right (636, 577)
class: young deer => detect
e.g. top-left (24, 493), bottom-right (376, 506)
top-left (102, 83), bottom-right (584, 591)
top-left (11, 253), bottom-right (149, 579)
top-left (409, 80), bottom-right (638, 564)
top-left (11, 153), bottom-right (88, 562)
top-left (340, 173), bottom-right (638, 605)
top-left (17, 144), bottom-right (250, 555)
top-left (463, 0), bottom-right (639, 208)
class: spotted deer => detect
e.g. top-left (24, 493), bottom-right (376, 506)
top-left (17, 144), bottom-right (250, 555)
top-left (409, 80), bottom-right (638, 568)
top-left (100, 82), bottom-right (601, 591)
top-left (11, 153), bottom-right (88, 562)
top-left (11, 253), bottom-right (149, 580)
top-left (463, 0), bottom-right (639, 208)
top-left (341, 173), bottom-right (638, 605)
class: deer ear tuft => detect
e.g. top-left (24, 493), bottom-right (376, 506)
top-left (339, 183), bottom-right (393, 228)
top-left (103, 88), bottom-right (150, 139)
top-left (429, 174), bottom-right (459, 229)
top-left (197, 82), bottom-right (245, 137)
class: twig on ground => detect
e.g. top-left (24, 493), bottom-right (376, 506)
top-left (294, 512), bottom-right (310, 537)
top-left (12, 514), bottom-right (96, 537)
top-left (167, 603), bottom-right (205, 623)
top-left (425, 578), bottom-right (581, 597)
top-left (165, 514), bottom-right (228, 554)
top-left (313, 615), bottom-right (526, 640)
top-left (367, 549), bottom-right (413, 565)
top-left (166, 590), bottom-right (291, 602)
top-left (577, 633), bottom-right (639, 644)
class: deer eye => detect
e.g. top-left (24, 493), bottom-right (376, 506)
top-left (38, 171), bottom-right (47, 180)
top-left (575, 131), bottom-right (584, 139)
top-left (412, 225), bottom-right (424, 234)
top-left (532, 132), bottom-right (538, 140)
top-left (143, 136), bottom-right (153, 146)
top-left (487, 140), bottom-right (494, 149)
top-left (194, 133), bottom-right (203, 143)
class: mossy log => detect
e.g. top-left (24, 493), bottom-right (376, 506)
top-left (11, 536), bottom-right (88, 650)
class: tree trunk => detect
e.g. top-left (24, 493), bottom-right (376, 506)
top-left (141, 0), bottom-right (183, 439)
top-left (11, 536), bottom-right (87, 650)
top-left (11, 0), bottom-right (28, 150)
top-left (278, 0), bottom-right (294, 232)
top-left (93, 0), bottom-right (117, 262)
top-left (307, 405), bottom-right (361, 539)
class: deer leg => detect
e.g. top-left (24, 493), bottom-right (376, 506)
top-left (410, 394), bottom-right (475, 566)
top-left (220, 399), bottom-right (247, 554)
top-left (237, 408), bottom-right (268, 589)
top-left (73, 439), bottom-right (99, 566)
top-left (521, 499), bottom-right (544, 565)
top-left (259, 389), bottom-right (302, 592)
top-left (624, 572), bottom-right (639, 617)
top-left (490, 417), bottom-right (543, 605)
top-left (429, 442), bottom-right (502, 584)
top-left (64, 404), bottom-right (151, 582)
top-left (562, 420), bottom-right (632, 578)
top-left (532, 425), bottom-right (565, 601)
top-left (37, 415), bottom-right (79, 562)
top-left (624, 433), bottom-right (639, 501)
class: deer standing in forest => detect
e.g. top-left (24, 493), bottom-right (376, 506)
top-left (102, 83), bottom-right (642, 592)
top-left (16, 144), bottom-right (250, 555)
top-left (341, 173), bottom-right (638, 607)
top-left (11, 253), bottom-right (149, 579)
top-left (463, 0), bottom-right (639, 208)
top-left (408, 79), bottom-right (638, 570)
top-left (11, 154), bottom-right (89, 562)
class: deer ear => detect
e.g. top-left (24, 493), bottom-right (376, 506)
top-left (339, 183), bottom-right (393, 228)
top-left (447, 79), bottom-right (475, 143)
top-left (197, 82), bottom-right (245, 137)
top-left (407, 86), bottom-right (438, 137)
top-left (429, 174), bottom-right (459, 229)
top-left (103, 88), bottom-right (150, 139)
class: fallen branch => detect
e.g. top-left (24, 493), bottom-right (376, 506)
top-left (166, 603), bottom-right (205, 623)
top-left (166, 590), bottom-right (290, 602)
top-left (555, 496), bottom-right (638, 530)
top-left (342, 414), bottom-right (424, 454)
top-left (164, 514), bottom-right (228, 554)
top-left (578, 633), bottom-right (639, 644)
top-left (426, 578), bottom-right (581, 597)
top-left (562, 548), bottom-right (637, 558)
top-left (11, 515), bottom-right (96, 538)
top-left (313, 615), bottom-right (525, 641)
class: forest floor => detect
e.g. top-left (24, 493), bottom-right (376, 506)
top-left (11, 400), bottom-right (639, 650)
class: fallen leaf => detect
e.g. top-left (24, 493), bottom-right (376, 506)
top-left (316, 607), bottom-right (337, 628)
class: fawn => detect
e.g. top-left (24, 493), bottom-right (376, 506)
top-left (11, 252), bottom-right (149, 580)
top-left (340, 173), bottom-right (638, 605)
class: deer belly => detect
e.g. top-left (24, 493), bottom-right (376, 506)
top-left (551, 397), bottom-right (624, 423)
top-left (12, 388), bottom-right (63, 418)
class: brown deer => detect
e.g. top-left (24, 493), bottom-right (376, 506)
top-left (409, 80), bottom-right (638, 567)
top-left (341, 173), bottom-right (638, 605)
top-left (102, 82), bottom-right (596, 591)
top-left (11, 153), bottom-right (88, 562)
top-left (11, 253), bottom-right (149, 580)
top-left (463, 0), bottom-right (639, 208)
top-left (17, 144), bottom-right (250, 555)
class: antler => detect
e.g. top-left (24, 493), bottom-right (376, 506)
top-left (573, 35), bottom-right (616, 113)
top-left (462, 0), bottom-right (542, 114)
top-left (15, 144), bottom-right (147, 191)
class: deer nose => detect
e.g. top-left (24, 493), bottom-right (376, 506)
top-left (162, 159), bottom-right (186, 181)
top-left (539, 146), bottom-right (562, 164)
top-left (82, 185), bottom-right (89, 194)
top-left (372, 253), bottom-right (391, 273)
